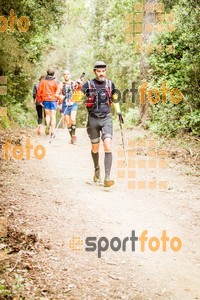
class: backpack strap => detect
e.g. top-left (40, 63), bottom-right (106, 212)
top-left (70, 81), bottom-right (75, 92)
top-left (89, 79), bottom-right (96, 90)
top-left (86, 80), bottom-right (97, 110)
top-left (109, 80), bottom-right (112, 92)
top-left (62, 82), bottom-right (66, 95)
top-left (88, 80), bottom-right (91, 90)
top-left (105, 79), bottom-right (112, 104)
top-left (88, 80), bottom-right (97, 94)
top-left (62, 81), bottom-right (75, 95)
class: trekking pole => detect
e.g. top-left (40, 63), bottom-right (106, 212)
top-left (49, 72), bottom-right (85, 144)
top-left (80, 72), bottom-right (85, 80)
top-left (119, 121), bottom-right (127, 166)
top-left (49, 105), bottom-right (68, 144)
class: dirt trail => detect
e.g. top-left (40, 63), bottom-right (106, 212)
top-left (1, 127), bottom-right (200, 299)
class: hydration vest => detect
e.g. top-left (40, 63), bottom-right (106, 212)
top-left (85, 79), bottom-right (112, 110)
top-left (62, 81), bottom-right (75, 105)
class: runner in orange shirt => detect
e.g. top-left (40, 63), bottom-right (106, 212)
top-left (37, 69), bottom-right (58, 136)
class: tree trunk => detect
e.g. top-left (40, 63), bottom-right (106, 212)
top-left (136, 0), bottom-right (157, 127)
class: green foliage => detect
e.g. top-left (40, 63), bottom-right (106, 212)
top-left (0, 0), bottom-right (199, 136)
top-left (0, 281), bottom-right (12, 298)
top-left (147, 0), bottom-right (200, 136)
top-left (7, 102), bottom-right (36, 127)
top-left (0, 0), bottom-right (67, 124)
top-left (0, 285), bottom-right (10, 297)
top-left (0, 116), bottom-right (11, 129)
top-left (112, 107), bottom-right (139, 130)
top-left (0, 274), bottom-right (27, 298)
top-left (87, 0), bottom-right (139, 91)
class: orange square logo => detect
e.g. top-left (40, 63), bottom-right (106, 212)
top-left (125, 23), bottom-right (133, 33)
top-left (156, 45), bottom-right (164, 53)
top-left (117, 150), bottom-right (125, 158)
top-left (145, 23), bottom-right (154, 33)
top-left (134, 44), bottom-right (142, 53)
top-left (145, 44), bottom-right (154, 55)
top-left (117, 160), bottom-right (126, 168)
top-left (128, 160), bottom-right (136, 168)
top-left (133, 34), bottom-right (142, 43)
top-left (159, 159), bottom-right (168, 169)
top-left (158, 149), bottom-right (167, 157)
top-left (156, 3), bottom-right (165, 13)
top-left (148, 150), bottom-right (157, 157)
top-left (128, 150), bottom-right (136, 158)
top-left (134, 24), bottom-right (143, 33)
top-left (166, 12), bottom-right (175, 23)
top-left (128, 170), bottom-right (136, 178)
top-left (138, 181), bottom-right (146, 189)
top-left (134, 3), bottom-right (143, 12)
top-left (138, 160), bottom-right (146, 168)
top-left (137, 139), bottom-right (146, 148)
top-left (128, 181), bottom-right (136, 189)
top-left (69, 237), bottom-right (83, 251)
top-left (167, 23), bottom-right (175, 32)
top-left (125, 34), bottom-right (133, 43)
top-left (145, 3), bottom-right (154, 12)
top-left (148, 181), bottom-right (157, 189)
top-left (125, 14), bottom-right (133, 22)
top-left (166, 45), bottom-right (174, 53)
top-left (156, 23), bottom-right (165, 33)
top-left (148, 160), bottom-right (157, 168)
top-left (128, 139), bottom-right (136, 147)
top-left (156, 13), bottom-right (165, 22)
top-left (117, 170), bottom-right (126, 179)
top-left (133, 14), bottom-right (143, 22)
top-left (148, 140), bottom-right (157, 148)
top-left (159, 181), bottom-right (167, 189)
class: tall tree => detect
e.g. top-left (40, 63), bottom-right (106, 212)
top-left (136, 0), bottom-right (157, 126)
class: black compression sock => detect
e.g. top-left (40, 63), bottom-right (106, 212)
top-left (71, 124), bottom-right (76, 136)
top-left (68, 126), bottom-right (72, 137)
top-left (91, 151), bottom-right (99, 169)
top-left (104, 152), bottom-right (112, 179)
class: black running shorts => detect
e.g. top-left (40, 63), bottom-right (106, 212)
top-left (87, 114), bottom-right (113, 144)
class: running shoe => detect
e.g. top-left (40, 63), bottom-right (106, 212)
top-left (104, 178), bottom-right (115, 187)
top-left (71, 135), bottom-right (77, 144)
top-left (45, 125), bottom-right (50, 135)
top-left (37, 125), bottom-right (41, 135)
top-left (94, 166), bottom-right (101, 182)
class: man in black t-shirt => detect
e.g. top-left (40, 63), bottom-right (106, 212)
top-left (81, 61), bottom-right (124, 187)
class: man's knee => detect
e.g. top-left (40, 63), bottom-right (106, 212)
top-left (104, 137), bottom-right (112, 152)
top-left (91, 137), bottom-right (100, 145)
top-left (71, 117), bottom-right (76, 123)
top-left (92, 142), bottom-right (100, 153)
top-left (71, 124), bottom-right (76, 130)
top-left (45, 110), bottom-right (50, 116)
top-left (64, 115), bottom-right (70, 125)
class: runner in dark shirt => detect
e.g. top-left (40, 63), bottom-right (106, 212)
top-left (32, 73), bottom-right (45, 135)
top-left (82, 61), bottom-right (124, 187)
